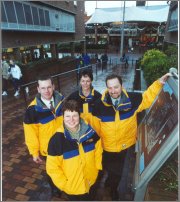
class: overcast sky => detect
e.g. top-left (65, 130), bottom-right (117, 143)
top-left (85, 1), bottom-right (168, 16)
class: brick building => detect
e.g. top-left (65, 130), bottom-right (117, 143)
top-left (1, 1), bottom-right (85, 60)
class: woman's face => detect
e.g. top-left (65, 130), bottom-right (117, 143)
top-left (63, 110), bottom-right (80, 132)
top-left (80, 75), bottom-right (92, 92)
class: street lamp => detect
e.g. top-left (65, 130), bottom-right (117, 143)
top-left (120, 1), bottom-right (125, 58)
top-left (83, 36), bottom-right (86, 54)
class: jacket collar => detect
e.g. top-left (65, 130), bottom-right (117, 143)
top-left (62, 119), bottom-right (95, 143)
top-left (79, 87), bottom-right (95, 102)
top-left (101, 88), bottom-right (132, 111)
top-left (34, 91), bottom-right (64, 110)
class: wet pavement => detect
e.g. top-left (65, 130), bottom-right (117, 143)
top-left (2, 53), bottom-right (143, 201)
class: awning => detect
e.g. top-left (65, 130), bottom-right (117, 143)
top-left (86, 5), bottom-right (169, 25)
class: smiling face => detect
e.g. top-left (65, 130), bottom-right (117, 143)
top-left (63, 110), bottom-right (80, 132)
top-left (106, 78), bottom-right (122, 99)
top-left (37, 79), bottom-right (54, 101)
top-left (80, 75), bottom-right (92, 92)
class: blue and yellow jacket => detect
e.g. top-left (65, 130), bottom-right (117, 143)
top-left (23, 91), bottom-right (64, 158)
top-left (67, 87), bottom-right (101, 122)
top-left (46, 119), bottom-right (103, 195)
top-left (90, 80), bottom-right (163, 152)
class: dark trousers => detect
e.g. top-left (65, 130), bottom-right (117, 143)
top-left (67, 193), bottom-right (90, 201)
top-left (102, 149), bottom-right (127, 200)
top-left (2, 78), bottom-right (8, 92)
top-left (66, 182), bottom-right (98, 201)
top-left (11, 78), bottom-right (21, 91)
top-left (42, 156), bottom-right (61, 196)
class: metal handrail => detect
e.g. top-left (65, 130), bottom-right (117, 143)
top-left (21, 57), bottom-right (139, 106)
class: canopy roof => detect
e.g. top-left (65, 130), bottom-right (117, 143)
top-left (86, 5), bottom-right (169, 25)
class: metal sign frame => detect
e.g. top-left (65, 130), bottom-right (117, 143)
top-left (133, 75), bottom-right (178, 201)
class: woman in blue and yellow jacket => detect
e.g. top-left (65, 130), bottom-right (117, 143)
top-left (67, 69), bottom-right (101, 123)
top-left (46, 100), bottom-right (102, 201)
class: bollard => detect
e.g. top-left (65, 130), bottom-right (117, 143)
top-left (57, 77), bottom-right (61, 91)
top-left (23, 86), bottom-right (28, 107)
top-left (96, 63), bottom-right (98, 76)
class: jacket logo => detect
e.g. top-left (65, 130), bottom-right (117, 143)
top-left (86, 138), bottom-right (93, 143)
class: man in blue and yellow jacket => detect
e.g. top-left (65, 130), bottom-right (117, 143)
top-left (23, 75), bottom-right (64, 196)
top-left (89, 73), bottom-right (171, 200)
top-left (23, 75), bottom-right (64, 163)
top-left (46, 100), bottom-right (102, 201)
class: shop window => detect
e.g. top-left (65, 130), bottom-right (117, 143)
top-left (45, 10), bottom-right (50, 26)
top-left (3, 1), bottom-right (17, 23)
top-left (14, 1), bottom-right (26, 24)
top-left (1, 2), bottom-right (7, 22)
top-left (39, 8), bottom-right (45, 26)
top-left (32, 6), bottom-right (40, 25)
top-left (23, 4), bottom-right (33, 25)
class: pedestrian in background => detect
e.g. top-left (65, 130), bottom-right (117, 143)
top-left (46, 100), bottom-right (103, 201)
top-left (83, 53), bottom-right (91, 66)
top-left (89, 73), bottom-right (171, 200)
top-left (9, 59), bottom-right (22, 96)
top-left (101, 53), bottom-right (108, 70)
top-left (2, 56), bottom-right (10, 96)
top-left (23, 75), bottom-right (64, 196)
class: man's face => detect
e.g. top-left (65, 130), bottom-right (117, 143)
top-left (63, 110), bottom-right (80, 132)
top-left (80, 75), bottom-right (92, 91)
top-left (37, 79), bottom-right (54, 101)
top-left (106, 78), bottom-right (122, 99)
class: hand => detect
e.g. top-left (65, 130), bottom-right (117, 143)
top-left (33, 156), bottom-right (43, 164)
top-left (159, 73), bottom-right (172, 84)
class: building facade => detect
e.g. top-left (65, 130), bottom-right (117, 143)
top-left (164, 1), bottom-right (178, 45)
top-left (1, 1), bottom-right (85, 60)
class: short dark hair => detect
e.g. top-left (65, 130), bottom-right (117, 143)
top-left (37, 75), bottom-right (54, 86)
top-left (79, 69), bottom-right (93, 81)
top-left (105, 74), bottom-right (122, 86)
top-left (62, 100), bottom-right (80, 116)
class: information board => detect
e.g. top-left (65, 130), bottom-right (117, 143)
top-left (138, 82), bottom-right (178, 174)
top-left (133, 75), bottom-right (178, 200)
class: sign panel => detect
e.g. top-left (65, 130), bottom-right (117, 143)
top-left (139, 82), bottom-right (178, 174)
top-left (134, 76), bottom-right (178, 201)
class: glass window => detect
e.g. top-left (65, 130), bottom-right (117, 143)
top-left (32, 6), bottom-right (40, 25)
top-left (74, 1), bottom-right (77, 6)
top-left (14, 1), bottom-right (26, 24)
top-left (39, 8), bottom-right (45, 26)
top-left (3, 1), bottom-right (17, 23)
top-left (1, 2), bottom-right (7, 22)
top-left (45, 10), bottom-right (50, 26)
top-left (23, 4), bottom-right (33, 25)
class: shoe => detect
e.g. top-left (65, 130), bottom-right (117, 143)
top-left (2, 91), bottom-right (8, 96)
top-left (51, 187), bottom-right (62, 197)
top-left (14, 91), bottom-right (19, 96)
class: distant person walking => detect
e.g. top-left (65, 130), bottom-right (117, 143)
top-left (9, 59), bottom-right (22, 96)
top-left (101, 53), bottom-right (108, 70)
top-left (2, 56), bottom-right (10, 96)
